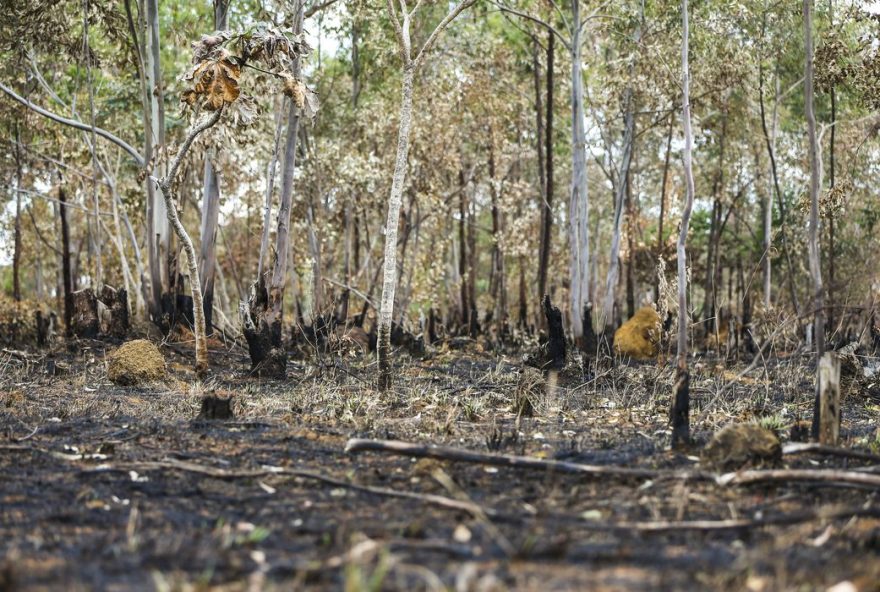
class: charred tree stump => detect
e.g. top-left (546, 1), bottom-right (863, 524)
top-left (197, 395), bottom-right (234, 420)
top-left (240, 279), bottom-right (287, 378)
top-left (542, 295), bottom-right (566, 370)
top-left (35, 310), bottom-right (50, 347)
top-left (525, 294), bottom-right (567, 370)
top-left (670, 367), bottom-right (690, 448)
top-left (99, 285), bottom-right (130, 338)
top-left (70, 288), bottom-right (99, 338)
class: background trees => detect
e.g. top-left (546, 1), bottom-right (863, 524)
top-left (2, 0), bottom-right (879, 380)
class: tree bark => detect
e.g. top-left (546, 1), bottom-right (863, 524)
top-left (378, 64), bottom-right (415, 390)
top-left (242, 3), bottom-right (304, 377)
top-left (568, 0), bottom-right (590, 340)
top-left (672, 0), bottom-right (695, 449)
top-left (602, 85), bottom-right (635, 334)
top-left (804, 0), bottom-right (824, 359)
top-left (12, 125), bottom-right (23, 302)
top-left (655, 109), bottom-right (674, 303)
top-left (59, 187), bottom-right (74, 337)
top-left (537, 31), bottom-right (553, 312)
top-left (157, 109), bottom-right (225, 376)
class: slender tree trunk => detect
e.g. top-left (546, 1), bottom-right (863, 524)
top-left (59, 187), bottom-right (73, 336)
top-left (83, 0), bottom-right (103, 289)
top-left (458, 168), bottom-right (469, 329)
top-left (196, 0), bottom-right (229, 335)
top-left (655, 109), bottom-right (674, 302)
top-left (804, 0), bottom-right (824, 358)
top-left (488, 134), bottom-right (506, 342)
top-left (12, 126), bottom-right (23, 302)
top-left (258, 101), bottom-right (284, 279)
top-left (537, 32), bottom-right (553, 310)
top-left (199, 156), bottom-right (221, 334)
top-left (157, 109), bottom-right (224, 376)
top-left (758, 55), bottom-right (800, 315)
top-left (602, 86), bottom-right (635, 333)
top-left (672, 0), bottom-right (695, 449)
top-left (378, 64), bottom-right (415, 390)
top-left (828, 81), bottom-right (836, 335)
top-left (242, 3), bottom-right (304, 377)
top-left (569, 0), bottom-right (590, 339)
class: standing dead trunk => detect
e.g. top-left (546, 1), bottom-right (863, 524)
top-left (458, 168), bottom-right (469, 329)
top-left (488, 133), bottom-right (506, 343)
top-left (671, 0), bottom-right (695, 449)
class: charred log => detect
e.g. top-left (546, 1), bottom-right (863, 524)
top-left (70, 288), bottom-right (99, 338)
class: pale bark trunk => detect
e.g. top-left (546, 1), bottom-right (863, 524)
top-left (672, 0), bottom-right (695, 448)
top-left (199, 156), bottom-right (221, 334)
top-left (378, 64), bottom-right (415, 390)
top-left (804, 0), bottom-right (824, 357)
top-left (157, 109), bottom-right (224, 376)
top-left (12, 126), bottom-right (22, 301)
top-left (258, 102), bottom-right (284, 278)
top-left (602, 86), bottom-right (635, 332)
top-left (569, 0), bottom-right (590, 339)
top-left (197, 0), bottom-right (229, 335)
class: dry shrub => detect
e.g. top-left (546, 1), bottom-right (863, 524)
top-left (751, 303), bottom-right (799, 351)
top-left (0, 296), bottom-right (46, 347)
top-left (107, 339), bottom-right (166, 386)
top-left (614, 306), bottom-right (662, 360)
top-left (702, 423), bottom-right (782, 471)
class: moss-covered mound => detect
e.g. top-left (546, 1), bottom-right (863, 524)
top-left (107, 339), bottom-right (166, 386)
top-left (613, 306), bottom-right (662, 360)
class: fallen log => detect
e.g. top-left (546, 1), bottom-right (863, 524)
top-left (344, 438), bottom-right (698, 480)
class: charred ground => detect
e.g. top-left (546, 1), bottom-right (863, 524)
top-left (1, 336), bottom-right (879, 591)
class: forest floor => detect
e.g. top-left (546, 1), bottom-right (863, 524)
top-left (1, 333), bottom-right (880, 591)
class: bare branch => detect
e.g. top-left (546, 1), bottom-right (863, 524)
top-left (488, 0), bottom-right (570, 50)
top-left (414, 0), bottom-right (479, 69)
top-left (0, 81), bottom-right (145, 167)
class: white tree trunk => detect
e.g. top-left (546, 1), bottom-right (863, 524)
top-left (602, 86), bottom-right (635, 331)
top-left (804, 0), bottom-right (824, 358)
top-left (568, 4), bottom-right (590, 339)
top-left (378, 64), bottom-right (415, 389)
top-left (672, 0), bottom-right (696, 447)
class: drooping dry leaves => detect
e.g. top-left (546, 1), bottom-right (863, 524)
top-left (182, 48), bottom-right (241, 111)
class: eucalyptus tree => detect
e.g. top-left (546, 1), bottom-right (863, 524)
top-left (490, 0), bottom-right (607, 341)
top-left (671, 0), bottom-right (695, 449)
top-left (376, 0), bottom-right (477, 391)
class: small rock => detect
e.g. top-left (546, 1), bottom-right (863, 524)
top-left (107, 339), bottom-right (165, 386)
top-left (702, 423), bottom-right (782, 471)
top-left (614, 307), bottom-right (662, 360)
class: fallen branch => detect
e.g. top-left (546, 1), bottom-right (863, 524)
top-left (570, 504), bottom-right (880, 532)
top-left (718, 468), bottom-right (880, 489)
top-left (782, 442), bottom-right (880, 464)
top-left (344, 438), bottom-right (705, 481)
top-left (84, 458), bottom-right (498, 520)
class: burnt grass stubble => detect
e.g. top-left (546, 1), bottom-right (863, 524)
top-left (1, 335), bottom-right (879, 591)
